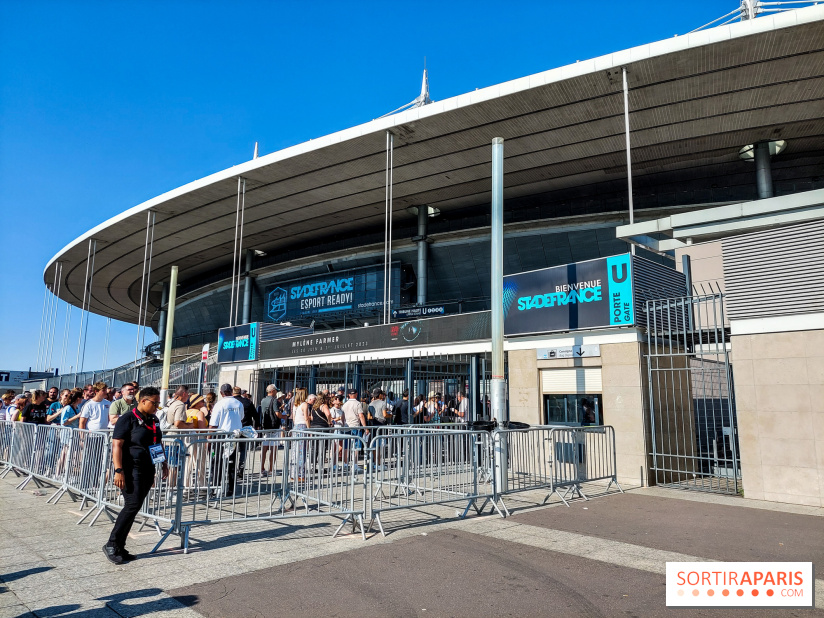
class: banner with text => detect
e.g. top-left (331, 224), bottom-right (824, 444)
top-left (503, 254), bottom-right (634, 336)
top-left (263, 265), bottom-right (400, 323)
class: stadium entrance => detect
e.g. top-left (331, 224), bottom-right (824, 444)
top-left (251, 352), bottom-right (498, 423)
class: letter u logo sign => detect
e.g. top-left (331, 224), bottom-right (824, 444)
top-left (611, 264), bottom-right (628, 283)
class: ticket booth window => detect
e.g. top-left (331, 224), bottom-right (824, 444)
top-left (543, 394), bottom-right (602, 426)
top-left (541, 368), bottom-right (603, 426)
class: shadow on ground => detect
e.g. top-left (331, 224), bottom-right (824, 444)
top-left (9, 588), bottom-right (198, 618)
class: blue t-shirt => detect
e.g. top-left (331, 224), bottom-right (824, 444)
top-left (48, 401), bottom-right (63, 423)
top-left (60, 405), bottom-right (79, 428)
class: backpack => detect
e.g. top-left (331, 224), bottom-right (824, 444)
top-left (261, 397), bottom-right (281, 430)
top-left (156, 406), bottom-right (172, 431)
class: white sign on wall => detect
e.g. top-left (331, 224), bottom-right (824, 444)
top-left (537, 344), bottom-right (601, 360)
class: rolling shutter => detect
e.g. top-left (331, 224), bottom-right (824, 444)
top-left (541, 368), bottom-right (602, 393)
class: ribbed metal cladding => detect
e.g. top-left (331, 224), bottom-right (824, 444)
top-left (632, 256), bottom-right (688, 328)
top-left (259, 323), bottom-right (313, 342)
top-left (723, 219), bottom-right (824, 321)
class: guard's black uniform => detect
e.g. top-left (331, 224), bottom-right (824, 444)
top-left (107, 409), bottom-right (162, 552)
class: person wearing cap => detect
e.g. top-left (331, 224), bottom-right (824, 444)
top-left (368, 389), bottom-right (389, 427)
top-left (258, 385), bottom-right (284, 477)
top-left (233, 386), bottom-right (259, 478)
top-left (110, 384), bottom-right (137, 421)
top-left (181, 394), bottom-right (208, 490)
top-left (7, 393), bottom-right (30, 422)
top-left (341, 390), bottom-right (366, 471)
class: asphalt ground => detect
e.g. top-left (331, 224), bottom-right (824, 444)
top-left (168, 492), bottom-right (823, 618)
top-left (515, 492), bottom-right (824, 565)
top-left (3, 472), bottom-right (822, 618)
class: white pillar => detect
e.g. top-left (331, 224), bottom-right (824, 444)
top-left (160, 265), bottom-right (179, 406)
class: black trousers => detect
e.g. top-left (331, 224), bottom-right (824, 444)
top-left (211, 446), bottom-right (237, 494)
top-left (108, 465), bottom-right (154, 550)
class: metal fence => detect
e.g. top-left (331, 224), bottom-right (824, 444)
top-left (252, 352), bottom-right (499, 424)
top-left (644, 292), bottom-right (741, 494)
top-left (1, 421), bottom-right (620, 552)
top-left (21, 351), bottom-right (220, 394)
top-left (492, 425), bottom-right (622, 514)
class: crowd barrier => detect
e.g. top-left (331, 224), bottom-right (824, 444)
top-left (492, 425), bottom-right (623, 515)
top-left (0, 420), bottom-right (621, 553)
top-left (369, 428), bottom-right (500, 535)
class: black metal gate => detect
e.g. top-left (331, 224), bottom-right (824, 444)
top-left (252, 352), bottom-right (496, 423)
top-left (644, 293), bottom-right (741, 494)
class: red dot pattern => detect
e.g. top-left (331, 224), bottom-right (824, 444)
top-left (677, 587), bottom-right (777, 599)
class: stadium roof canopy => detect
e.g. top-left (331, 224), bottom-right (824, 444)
top-left (46, 5), bottom-right (824, 325)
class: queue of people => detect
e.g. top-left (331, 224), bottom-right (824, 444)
top-left (2, 380), bottom-right (472, 565)
top-left (0, 382), bottom-right (470, 431)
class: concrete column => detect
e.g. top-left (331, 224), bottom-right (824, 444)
top-left (416, 205), bottom-right (428, 306)
top-left (754, 141), bottom-right (774, 199)
top-left (160, 265), bottom-right (178, 406)
top-left (242, 249), bottom-right (253, 325)
top-left (491, 137), bottom-right (507, 492)
top-left (157, 282), bottom-right (169, 340)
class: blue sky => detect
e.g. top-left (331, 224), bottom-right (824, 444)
top-left (0, 0), bottom-right (729, 373)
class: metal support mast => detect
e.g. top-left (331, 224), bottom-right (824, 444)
top-left (622, 68), bottom-right (635, 255)
top-left (160, 265), bottom-right (179, 405)
top-left (491, 138), bottom-right (507, 491)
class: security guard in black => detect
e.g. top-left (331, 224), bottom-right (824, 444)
top-left (104, 387), bottom-right (168, 564)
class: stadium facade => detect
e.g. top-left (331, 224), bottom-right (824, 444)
top-left (39, 5), bottom-right (824, 506)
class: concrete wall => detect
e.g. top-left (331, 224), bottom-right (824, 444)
top-left (675, 241), bottom-right (725, 293)
top-left (507, 349), bottom-right (540, 425)
top-left (733, 329), bottom-right (824, 507)
top-left (600, 342), bottom-right (648, 488)
top-left (507, 342), bottom-right (648, 488)
top-left (217, 367), bottom-right (256, 397)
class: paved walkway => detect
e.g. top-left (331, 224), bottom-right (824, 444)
top-left (1, 474), bottom-right (821, 617)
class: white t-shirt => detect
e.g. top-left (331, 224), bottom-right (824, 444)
top-left (81, 399), bottom-right (111, 431)
top-left (457, 398), bottom-right (469, 422)
top-left (330, 406), bottom-right (343, 426)
top-left (209, 396), bottom-right (243, 433)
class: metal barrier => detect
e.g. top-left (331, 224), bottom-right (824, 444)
top-left (0, 421), bottom-right (14, 475)
top-left (492, 425), bottom-right (623, 514)
top-left (22, 424), bottom-right (73, 491)
top-left (0, 420), bottom-right (622, 552)
top-left (368, 429), bottom-right (501, 536)
top-left (59, 429), bottom-right (110, 510)
top-left (166, 430), bottom-right (369, 552)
